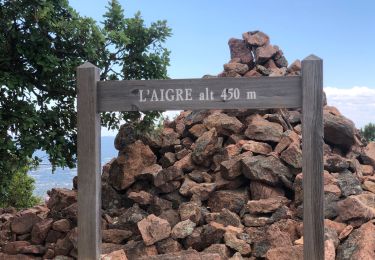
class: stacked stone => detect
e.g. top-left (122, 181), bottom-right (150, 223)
top-left (219, 31), bottom-right (301, 78)
top-left (1, 31), bottom-right (375, 260)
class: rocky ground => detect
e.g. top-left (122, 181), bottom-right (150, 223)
top-left (1, 31), bottom-right (375, 260)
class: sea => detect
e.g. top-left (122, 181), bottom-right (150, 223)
top-left (28, 136), bottom-right (117, 198)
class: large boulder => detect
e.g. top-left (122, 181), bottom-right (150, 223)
top-left (336, 221), bottom-right (375, 260)
top-left (228, 38), bottom-right (254, 66)
top-left (323, 110), bottom-right (356, 150)
top-left (244, 115), bottom-right (283, 143)
top-left (207, 189), bottom-right (248, 214)
top-left (241, 155), bottom-right (293, 186)
top-left (137, 214), bottom-right (171, 246)
top-left (109, 140), bottom-right (156, 190)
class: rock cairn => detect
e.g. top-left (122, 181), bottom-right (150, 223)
top-left (1, 31), bottom-right (375, 260)
top-left (219, 30), bottom-right (301, 78)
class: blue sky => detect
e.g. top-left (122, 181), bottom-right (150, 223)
top-left (71, 0), bottom-right (375, 88)
top-left (70, 0), bottom-right (375, 130)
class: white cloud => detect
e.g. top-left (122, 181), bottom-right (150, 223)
top-left (324, 86), bottom-right (375, 128)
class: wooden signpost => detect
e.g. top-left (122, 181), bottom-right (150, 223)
top-left (77, 55), bottom-right (324, 260)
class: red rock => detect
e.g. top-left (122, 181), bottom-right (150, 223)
top-left (241, 155), bottom-right (292, 186)
top-left (52, 219), bottom-right (71, 233)
top-left (207, 189), bottom-right (248, 214)
top-left (337, 193), bottom-right (375, 223)
top-left (158, 209), bottom-right (180, 228)
top-left (190, 183), bottom-right (216, 201)
top-left (19, 245), bottom-right (46, 255)
top-left (203, 244), bottom-right (231, 259)
top-left (214, 172), bottom-right (244, 191)
top-left (43, 249), bottom-right (55, 259)
top-left (224, 63), bottom-right (249, 75)
top-left (189, 124), bottom-right (208, 138)
top-left (242, 215), bottom-right (269, 227)
top-left (122, 241), bottom-right (158, 259)
top-left (138, 249), bottom-right (222, 260)
top-left (336, 221), bottom-right (375, 259)
top-left (45, 229), bottom-right (64, 243)
top-left (338, 225), bottom-right (353, 240)
top-left (137, 214), bottom-right (171, 246)
top-left (0, 253), bottom-right (39, 260)
top-left (204, 113), bottom-right (244, 136)
top-left (324, 239), bottom-right (336, 260)
top-left (174, 153), bottom-right (194, 172)
top-left (255, 64), bottom-right (271, 76)
top-left (324, 153), bottom-right (349, 172)
top-left (155, 238), bottom-right (182, 254)
top-left (273, 50), bottom-right (288, 68)
top-left (205, 208), bottom-right (242, 227)
top-left (47, 188), bottom-right (77, 211)
top-left (324, 219), bottom-right (347, 235)
top-left (363, 180), bottom-right (375, 193)
top-left (362, 164), bottom-right (374, 176)
top-left (191, 128), bottom-right (221, 165)
top-left (128, 191), bottom-right (153, 205)
top-left (101, 249), bottom-right (128, 260)
top-left (244, 115), bottom-right (283, 142)
top-left (287, 60), bottom-right (301, 73)
top-left (249, 181), bottom-right (285, 200)
top-left (179, 202), bottom-right (201, 224)
top-left (171, 219), bottom-right (196, 239)
top-left (228, 38), bottom-right (254, 66)
top-left (224, 232), bottom-right (251, 256)
top-left (220, 154), bottom-right (247, 180)
top-left (243, 69), bottom-right (262, 77)
top-left (280, 143), bottom-right (302, 168)
top-left (274, 130), bottom-right (300, 154)
top-left (3, 241), bottom-right (31, 254)
top-left (154, 166), bottom-right (183, 193)
top-left (11, 212), bottom-right (42, 235)
top-left (101, 243), bottom-right (125, 255)
top-left (269, 67), bottom-right (286, 77)
top-left (265, 245), bottom-right (303, 260)
top-left (246, 196), bottom-right (289, 214)
top-left (160, 152), bottom-right (176, 168)
top-left (255, 45), bottom-right (279, 64)
top-left (324, 110), bottom-right (356, 150)
top-left (363, 142), bottom-right (375, 167)
top-left (31, 218), bottom-right (53, 244)
top-left (242, 31), bottom-right (270, 47)
top-left (179, 177), bottom-right (198, 197)
top-left (54, 235), bottom-right (73, 256)
top-left (161, 128), bottom-right (180, 148)
top-left (240, 140), bottom-right (272, 155)
top-left (110, 140), bottom-right (156, 190)
top-left (102, 229), bottom-right (132, 244)
top-left (137, 164), bottom-right (162, 181)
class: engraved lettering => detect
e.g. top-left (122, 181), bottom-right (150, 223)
top-left (139, 90), bottom-right (147, 102)
top-left (165, 89), bottom-right (174, 101)
top-left (176, 89), bottom-right (183, 101)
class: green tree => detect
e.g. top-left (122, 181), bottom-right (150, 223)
top-left (0, 165), bottom-right (42, 209)
top-left (360, 123), bottom-right (375, 142)
top-left (0, 0), bottom-right (171, 202)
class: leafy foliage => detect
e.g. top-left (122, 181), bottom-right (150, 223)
top-left (360, 123), bottom-right (375, 142)
top-left (0, 0), bottom-right (171, 199)
top-left (0, 165), bottom-right (42, 209)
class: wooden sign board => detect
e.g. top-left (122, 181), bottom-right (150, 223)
top-left (77, 55), bottom-right (324, 260)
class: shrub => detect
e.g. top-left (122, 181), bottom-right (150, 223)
top-left (0, 166), bottom-right (42, 209)
top-left (360, 123), bottom-right (375, 142)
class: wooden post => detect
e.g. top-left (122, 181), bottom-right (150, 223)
top-left (77, 62), bottom-right (101, 260)
top-left (302, 55), bottom-right (324, 260)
